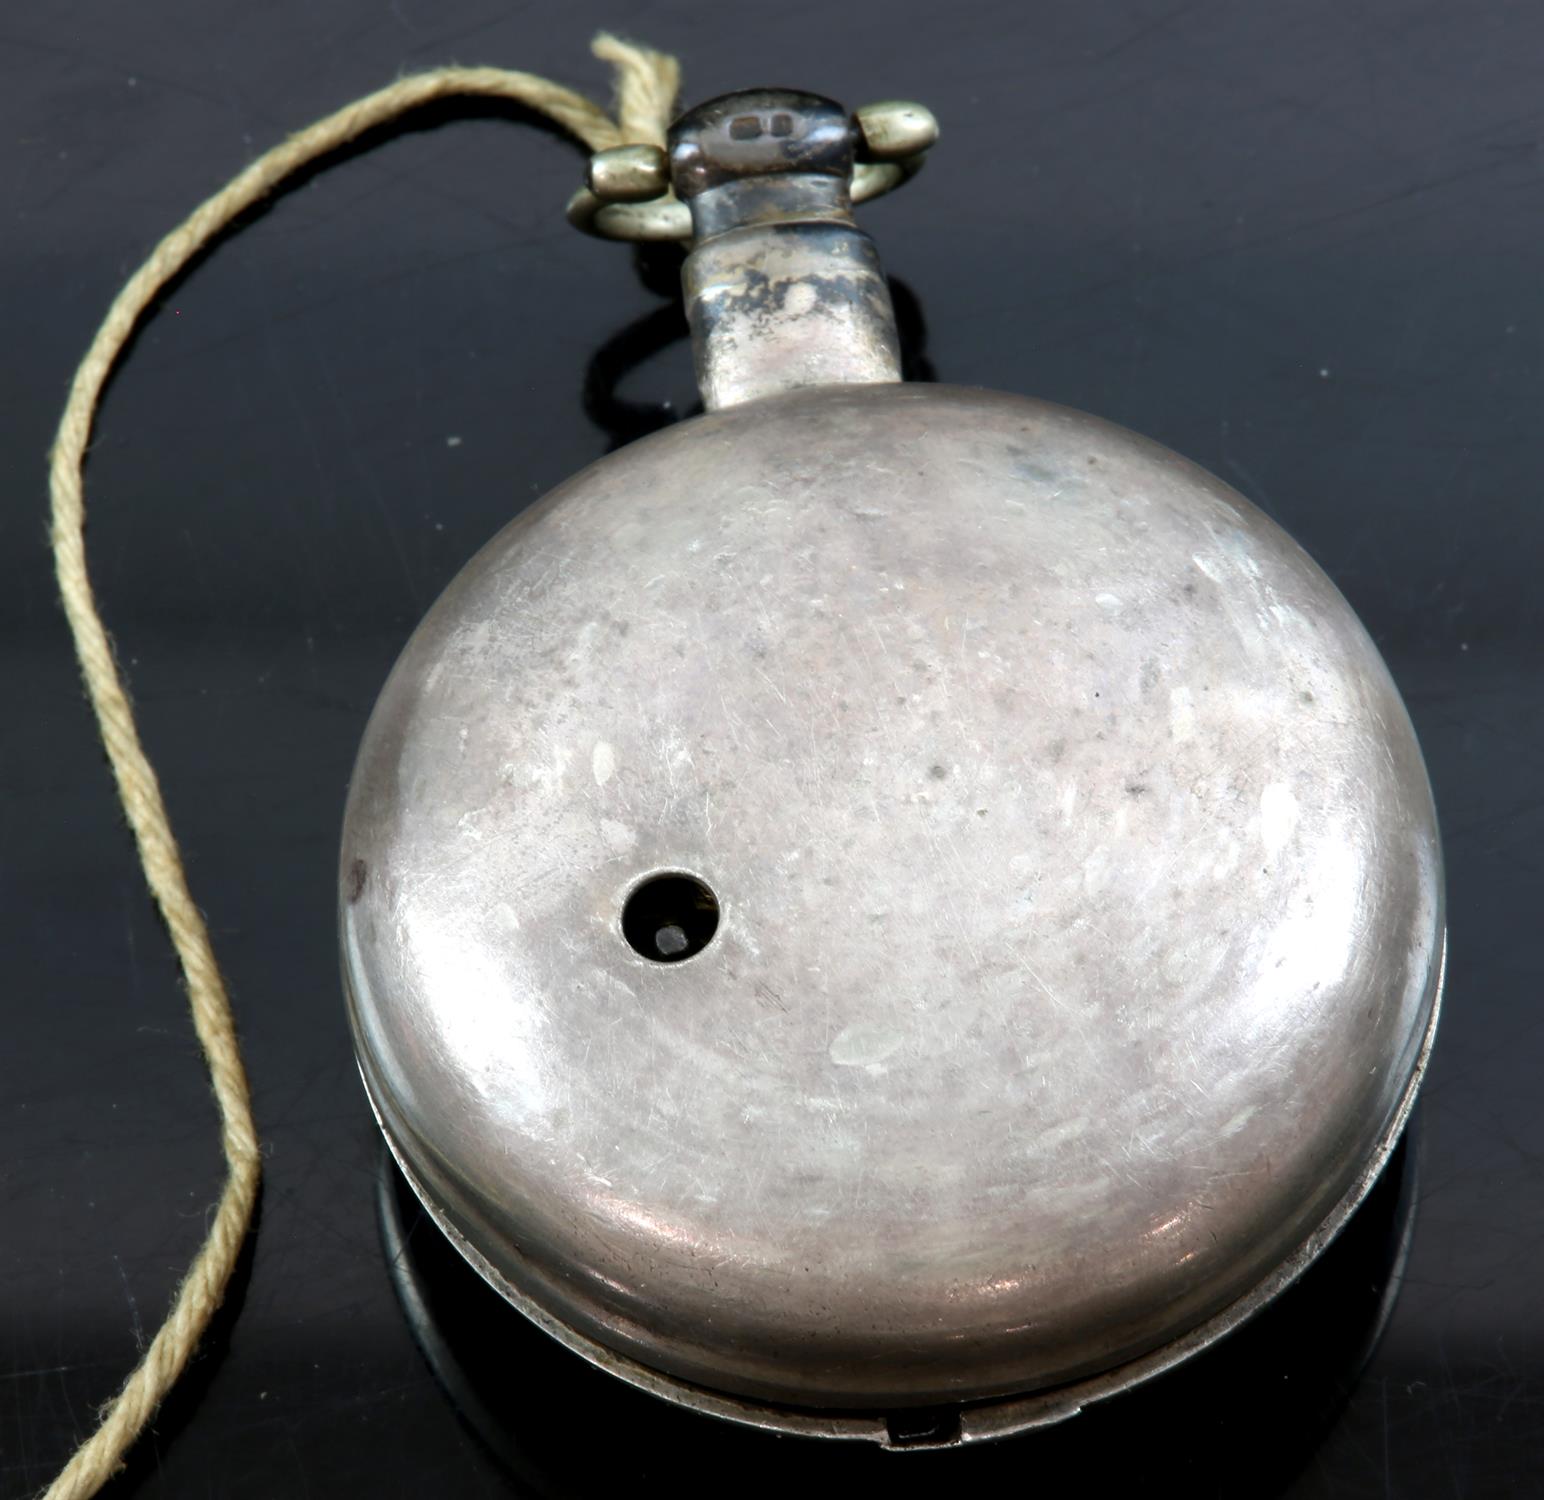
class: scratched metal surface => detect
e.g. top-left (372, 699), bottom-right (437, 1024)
top-left (343, 382), bottom-right (1441, 1413)
top-left (1, 2), bottom-right (1539, 1496)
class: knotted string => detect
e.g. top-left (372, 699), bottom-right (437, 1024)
top-left (43, 34), bottom-right (679, 1499)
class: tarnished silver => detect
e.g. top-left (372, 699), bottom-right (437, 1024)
top-left (565, 96), bottom-right (936, 241)
top-left (855, 99), bottom-right (940, 161)
top-left (672, 92), bottom-right (901, 410)
top-left (586, 143), bottom-right (670, 203)
top-left (343, 86), bottom-right (1444, 1447)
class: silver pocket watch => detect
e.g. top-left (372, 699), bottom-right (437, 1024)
top-left (340, 88), bottom-right (1443, 1447)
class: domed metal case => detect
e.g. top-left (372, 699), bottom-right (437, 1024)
top-left (340, 91), bottom-right (1443, 1446)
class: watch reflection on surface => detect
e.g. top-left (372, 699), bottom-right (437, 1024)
top-left (376, 1123), bottom-right (1417, 1498)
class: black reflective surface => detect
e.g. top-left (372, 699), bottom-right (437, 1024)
top-left (376, 1135), bottom-right (1420, 1494)
top-left (4, 4), bottom-right (1541, 1496)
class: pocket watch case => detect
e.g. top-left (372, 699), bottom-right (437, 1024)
top-left (340, 89), bottom-right (1443, 1446)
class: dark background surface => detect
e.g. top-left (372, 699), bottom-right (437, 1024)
top-left (3, 2), bottom-right (1541, 1495)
